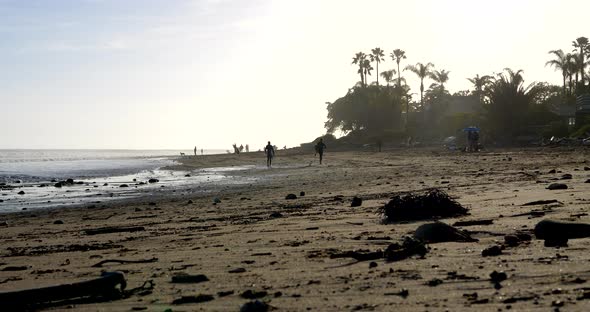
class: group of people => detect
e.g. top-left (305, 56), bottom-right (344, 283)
top-left (232, 144), bottom-right (249, 154)
top-left (263, 138), bottom-right (326, 168)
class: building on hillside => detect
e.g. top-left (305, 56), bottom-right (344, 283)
top-left (576, 95), bottom-right (590, 125)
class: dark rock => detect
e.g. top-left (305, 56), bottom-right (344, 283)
top-left (490, 271), bottom-right (507, 283)
top-left (213, 197), bottom-right (221, 204)
top-left (103, 183), bottom-right (108, 186)
top-left (544, 239), bottom-right (568, 247)
top-left (240, 289), bottom-right (268, 299)
top-left (184, 174), bottom-right (191, 177)
top-left (148, 178), bottom-right (159, 183)
top-left (561, 174), bottom-right (572, 180)
top-left (132, 178), bottom-right (137, 182)
top-left (453, 219), bottom-right (493, 226)
top-left (351, 196), bottom-right (363, 207)
top-left (66, 178), bottom-right (74, 184)
top-left (53, 220), bottom-right (64, 225)
top-left (414, 222), bottom-right (477, 243)
top-left (187, 200), bottom-right (193, 204)
top-left (240, 300), bottom-right (269, 312)
top-left (547, 183), bottom-right (567, 190)
top-left (119, 184), bottom-right (129, 188)
top-left (217, 290), bottom-right (234, 297)
top-left (535, 219), bottom-right (590, 241)
top-left (548, 169), bottom-right (556, 174)
top-left (269, 212), bottom-right (283, 218)
top-left (1, 265), bottom-right (30, 271)
top-left (300, 191), bottom-right (305, 196)
top-left (17, 191), bottom-right (25, 195)
top-left (585, 179), bottom-right (590, 183)
top-left (172, 294), bottom-right (214, 304)
top-left (54, 182), bottom-right (63, 187)
top-left (13, 180), bottom-right (21, 184)
top-left (482, 245), bottom-right (502, 257)
top-left (369, 261), bottom-right (378, 268)
top-left (285, 193), bottom-right (297, 200)
top-left (427, 278), bottom-right (443, 287)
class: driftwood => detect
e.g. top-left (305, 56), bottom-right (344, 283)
top-left (0, 271), bottom-right (126, 310)
top-left (84, 226), bottom-right (145, 235)
top-left (92, 257), bottom-right (158, 268)
top-left (453, 219), bottom-right (493, 226)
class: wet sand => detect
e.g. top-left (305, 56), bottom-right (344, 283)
top-left (1, 147), bottom-right (590, 311)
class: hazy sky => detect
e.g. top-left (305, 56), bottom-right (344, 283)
top-left (1, 0), bottom-right (588, 149)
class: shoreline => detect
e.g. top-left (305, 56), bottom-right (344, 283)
top-left (1, 148), bottom-right (590, 311)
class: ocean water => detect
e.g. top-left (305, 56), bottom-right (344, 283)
top-left (0, 149), bottom-right (224, 183)
top-left (0, 149), bottom-right (253, 212)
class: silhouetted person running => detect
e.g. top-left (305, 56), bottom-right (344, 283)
top-left (315, 138), bottom-right (327, 164)
top-left (265, 141), bottom-right (275, 168)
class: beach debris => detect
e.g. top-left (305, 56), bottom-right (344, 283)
top-left (148, 178), bottom-right (159, 183)
top-left (481, 245), bottom-right (502, 257)
top-left (92, 257), bottom-right (158, 268)
top-left (171, 273), bottom-right (209, 284)
top-left (384, 237), bottom-right (428, 261)
top-left (503, 233), bottom-right (532, 247)
top-left (380, 189), bottom-right (468, 223)
top-left (413, 222), bottom-right (477, 243)
top-left (452, 219), bottom-right (493, 226)
top-left (534, 219), bottom-right (590, 247)
top-left (351, 196), bottom-right (363, 207)
top-left (228, 267), bottom-right (246, 273)
top-left (1, 265), bottom-right (30, 271)
top-left (521, 199), bottom-right (562, 206)
top-left (172, 294), bottom-right (214, 304)
top-left (240, 300), bottom-right (270, 312)
top-left (384, 288), bottom-right (409, 298)
top-left (240, 289), bottom-right (268, 299)
top-left (0, 271), bottom-right (127, 310)
top-left (84, 226), bottom-right (145, 236)
top-left (546, 183), bottom-right (568, 190)
top-left (330, 249), bottom-right (383, 262)
top-left (285, 193), bottom-right (297, 200)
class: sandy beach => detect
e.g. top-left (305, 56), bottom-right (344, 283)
top-left (1, 147), bottom-right (590, 311)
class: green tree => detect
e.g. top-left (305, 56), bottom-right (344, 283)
top-left (390, 49), bottom-right (406, 87)
top-left (362, 58), bottom-right (373, 85)
top-left (467, 74), bottom-right (493, 105)
top-left (352, 52), bottom-right (367, 86)
top-left (545, 49), bottom-right (570, 96)
top-left (573, 36), bottom-right (589, 91)
top-left (405, 62), bottom-right (434, 109)
top-left (370, 48), bottom-right (385, 86)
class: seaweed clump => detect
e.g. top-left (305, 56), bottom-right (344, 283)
top-left (380, 189), bottom-right (468, 223)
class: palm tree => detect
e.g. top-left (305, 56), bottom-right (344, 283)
top-left (573, 37), bottom-right (589, 90)
top-left (487, 68), bottom-right (542, 142)
top-left (405, 62), bottom-right (434, 108)
top-left (545, 49), bottom-right (569, 96)
top-left (362, 59), bottom-right (373, 85)
top-left (380, 69), bottom-right (396, 87)
top-left (352, 52), bottom-right (367, 86)
top-left (370, 48), bottom-right (385, 86)
top-left (566, 53), bottom-right (576, 94)
top-left (467, 74), bottom-right (493, 105)
top-left (429, 69), bottom-right (450, 92)
top-left (391, 49), bottom-right (406, 87)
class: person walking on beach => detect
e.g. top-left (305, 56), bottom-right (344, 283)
top-left (264, 141), bottom-right (275, 168)
top-left (194, 146), bottom-right (197, 156)
top-left (315, 138), bottom-right (327, 164)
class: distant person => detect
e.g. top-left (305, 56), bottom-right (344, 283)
top-left (264, 141), bottom-right (275, 167)
top-left (201, 148), bottom-right (203, 155)
top-left (194, 146), bottom-right (197, 156)
top-left (315, 138), bottom-right (327, 164)
top-left (245, 144), bottom-right (249, 153)
top-left (233, 143), bottom-right (240, 154)
top-left (472, 130), bottom-right (480, 152)
top-left (239, 144), bottom-right (244, 153)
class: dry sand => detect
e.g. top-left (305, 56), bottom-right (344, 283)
top-left (1, 147), bottom-right (590, 311)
